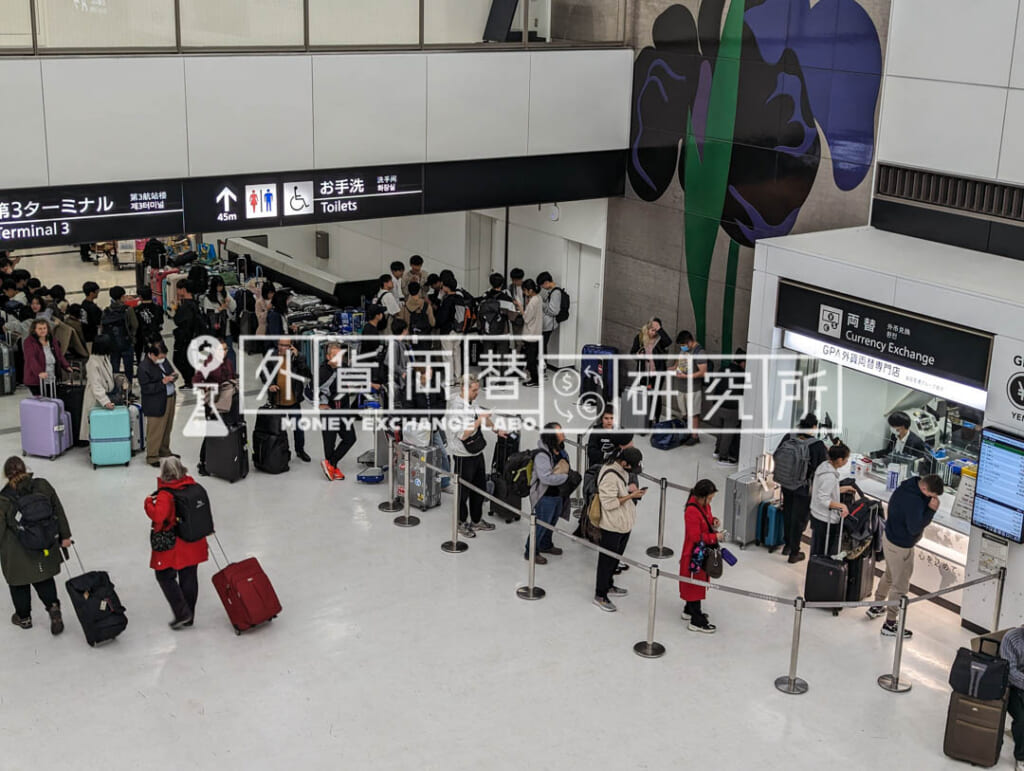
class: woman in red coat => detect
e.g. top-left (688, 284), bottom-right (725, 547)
top-left (144, 457), bottom-right (209, 629)
top-left (23, 319), bottom-right (72, 394)
top-left (679, 479), bottom-right (720, 634)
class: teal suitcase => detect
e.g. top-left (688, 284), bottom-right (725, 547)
top-left (89, 406), bottom-right (132, 469)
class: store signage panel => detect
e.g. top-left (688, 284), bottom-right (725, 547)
top-left (783, 331), bottom-right (988, 410)
top-left (0, 181), bottom-right (184, 250)
top-left (983, 335), bottom-right (1024, 431)
top-left (182, 165), bottom-right (423, 233)
top-left (775, 280), bottom-right (992, 390)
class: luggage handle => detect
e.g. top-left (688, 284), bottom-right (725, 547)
top-left (61, 539), bottom-right (86, 575)
top-left (39, 375), bottom-right (58, 401)
top-left (209, 532), bottom-right (231, 571)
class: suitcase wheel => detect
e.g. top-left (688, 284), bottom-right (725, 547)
top-left (832, 609), bottom-right (840, 617)
top-left (234, 626), bottom-right (241, 635)
top-left (92, 464), bottom-right (97, 470)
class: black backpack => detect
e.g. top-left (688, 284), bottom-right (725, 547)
top-left (4, 489), bottom-right (59, 553)
top-left (100, 304), bottom-right (131, 351)
top-left (169, 484), bottom-right (214, 542)
top-left (478, 296), bottom-right (507, 336)
top-left (504, 449), bottom-right (542, 499)
top-left (555, 288), bottom-right (570, 323)
top-left (406, 304), bottom-right (432, 334)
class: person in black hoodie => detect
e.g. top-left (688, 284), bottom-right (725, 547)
top-left (866, 473), bottom-right (944, 638)
top-left (79, 281), bottom-right (103, 351)
top-left (134, 287), bottom-right (165, 364)
top-left (172, 280), bottom-right (205, 387)
top-left (317, 341), bottom-right (356, 481)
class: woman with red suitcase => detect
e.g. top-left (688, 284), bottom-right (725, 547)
top-left (144, 457), bottom-right (209, 630)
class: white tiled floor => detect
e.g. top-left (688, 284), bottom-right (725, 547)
top-left (16, 246), bottom-right (132, 297)
top-left (0, 357), bottom-right (995, 770)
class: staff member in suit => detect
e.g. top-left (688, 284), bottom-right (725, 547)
top-left (871, 411), bottom-right (931, 468)
top-left (138, 340), bottom-right (180, 468)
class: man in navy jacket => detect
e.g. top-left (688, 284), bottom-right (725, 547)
top-left (866, 473), bottom-right (944, 638)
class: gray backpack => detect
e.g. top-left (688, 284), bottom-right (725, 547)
top-left (773, 436), bottom-right (815, 490)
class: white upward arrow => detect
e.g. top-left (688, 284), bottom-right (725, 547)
top-left (216, 187), bottom-right (237, 213)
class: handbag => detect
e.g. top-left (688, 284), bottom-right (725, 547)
top-left (213, 380), bottom-right (237, 413)
top-left (463, 429), bottom-right (487, 455)
top-left (702, 544), bottom-right (724, 579)
top-left (150, 528), bottom-right (176, 552)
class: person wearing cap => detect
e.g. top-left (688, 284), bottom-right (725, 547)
top-left (593, 447), bottom-right (647, 612)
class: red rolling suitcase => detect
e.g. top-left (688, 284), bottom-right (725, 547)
top-left (210, 535), bottom-right (281, 635)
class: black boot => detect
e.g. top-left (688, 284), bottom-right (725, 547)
top-left (48, 602), bottom-right (64, 636)
top-left (10, 613), bottom-right (31, 629)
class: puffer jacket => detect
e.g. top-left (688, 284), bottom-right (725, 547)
top-left (144, 476), bottom-right (210, 571)
top-left (0, 476), bottom-right (71, 587)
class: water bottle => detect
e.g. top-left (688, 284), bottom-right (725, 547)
top-left (721, 547), bottom-right (738, 567)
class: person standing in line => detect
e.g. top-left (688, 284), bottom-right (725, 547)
top-left (808, 442), bottom-right (854, 558)
top-left (79, 281), bottom-right (103, 352)
top-left (81, 334), bottom-right (118, 442)
top-left (101, 286), bottom-right (139, 391)
top-left (436, 276), bottom-right (464, 384)
top-left (255, 282), bottom-right (276, 338)
top-left (374, 274), bottom-right (402, 333)
top-left (999, 625), bottom-right (1024, 771)
top-left (408, 364), bottom-right (451, 490)
top-left (536, 271), bottom-right (563, 373)
top-left (262, 337), bottom-right (312, 464)
top-left (508, 268), bottom-right (526, 330)
top-left (22, 319), bottom-right (72, 395)
top-left (593, 447), bottom-right (647, 612)
top-left (521, 279), bottom-right (543, 388)
top-left (865, 473), bottom-right (944, 639)
top-left (133, 287), bottom-right (164, 366)
top-left (138, 340), bottom-right (180, 468)
top-left (525, 423), bottom-right (572, 565)
top-left (397, 281), bottom-right (435, 347)
top-left (776, 413), bottom-right (828, 564)
top-left (200, 276), bottom-right (237, 367)
top-left (402, 255), bottom-right (425, 298)
top-left (425, 274), bottom-right (443, 318)
top-left (389, 261), bottom-right (406, 305)
top-left (144, 457), bottom-right (209, 630)
top-left (172, 281), bottom-right (203, 387)
top-left (317, 341), bottom-right (356, 481)
top-left (448, 375), bottom-right (503, 538)
top-left (708, 351), bottom-right (746, 466)
top-left (0, 456), bottom-right (71, 634)
top-left (679, 479), bottom-right (720, 633)
top-left (673, 330), bottom-right (708, 446)
top-left (195, 339), bottom-right (239, 477)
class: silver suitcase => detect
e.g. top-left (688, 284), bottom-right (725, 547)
top-left (399, 441), bottom-right (443, 511)
top-left (357, 414), bottom-right (390, 468)
top-left (617, 385), bottom-right (652, 431)
top-left (726, 469), bottom-right (772, 547)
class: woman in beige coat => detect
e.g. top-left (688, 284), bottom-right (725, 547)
top-left (81, 335), bottom-right (118, 441)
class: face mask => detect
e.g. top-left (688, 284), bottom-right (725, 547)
top-left (680, 345), bottom-right (690, 352)
top-left (154, 357), bottom-right (166, 365)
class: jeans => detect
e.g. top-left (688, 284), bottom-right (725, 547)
top-left (454, 453), bottom-right (485, 524)
top-left (782, 487), bottom-right (811, 555)
top-left (110, 348), bottom-right (134, 384)
top-left (155, 565), bottom-right (198, 622)
top-left (595, 529), bottom-right (630, 599)
top-left (526, 495), bottom-right (562, 556)
top-left (9, 578), bottom-right (59, 619)
top-left (431, 430), bottom-right (451, 487)
top-left (322, 421), bottom-right (357, 467)
top-left (809, 516), bottom-right (840, 557)
top-left (1009, 686), bottom-right (1024, 761)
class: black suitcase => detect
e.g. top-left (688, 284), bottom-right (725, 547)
top-left (845, 548), bottom-right (875, 601)
top-left (949, 639), bottom-right (1010, 701)
top-left (57, 380), bottom-right (88, 447)
top-left (491, 431), bottom-right (521, 474)
top-left (252, 430), bottom-right (290, 474)
top-left (488, 473), bottom-right (522, 523)
top-left (804, 518), bottom-right (848, 614)
top-left (63, 545), bottom-right (127, 647)
top-left (206, 422), bottom-right (250, 483)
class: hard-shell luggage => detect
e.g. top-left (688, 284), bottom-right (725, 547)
top-left (580, 344), bottom-right (619, 406)
top-left (725, 469), bottom-right (778, 548)
top-left (210, 536), bottom-right (281, 635)
top-left (88, 406), bottom-right (132, 468)
top-left (163, 274), bottom-right (188, 311)
top-left (491, 431), bottom-right (521, 476)
top-left (0, 339), bottom-right (16, 395)
top-left (950, 639), bottom-right (1010, 701)
top-left (489, 432), bottom-right (522, 522)
top-left (56, 376), bottom-right (87, 447)
top-left (206, 421), bottom-right (250, 483)
top-left (804, 517), bottom-right (848, 614)
top-left (755, 501), bottom-right (785, 551)
top-left (252, 408), bottom-right (290, 474)
top-left (845, 548), bottom-right (876, 601)
top-left (63, 544), bottom-right (127, 647)
top-left (150, 267), bottom-right (179, 309)
top-left (618, 385), bottom-right (652, 431)
top-left (400, 441), bottom-right (442, 511)
top-left (128, 402), bottom-right (145, 454)
top-left (650, 418), bottom-right (685, 450)
top-left (20, 379), bottom-right (72, 460)
top-left (943, 690), bottom-right (1007, 767)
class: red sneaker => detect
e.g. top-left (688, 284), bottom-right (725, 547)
top-left (321, 460), bottom-right (335, 481)
top-left (330, 467), bottom-right (345, 481)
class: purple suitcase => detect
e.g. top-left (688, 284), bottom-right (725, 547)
top-left (20, 379), bottom-right (73, 460)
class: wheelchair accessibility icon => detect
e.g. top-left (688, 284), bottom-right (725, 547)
top-left (285, 181), bottom-right (314, 216)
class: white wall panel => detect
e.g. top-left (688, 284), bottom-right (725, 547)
top-left (998, 89), bottom-right (1024, 185)
top-left (764, 244), bottom-right (898, 307)
top-left (1012, 1), bottom-right (1024, 89)
top-left (179, 0), bottom-right (303, 47)
top-left (527, 50), bottom-right (631, 155)
top-left (423, 0), bottom-right (491, 44)
top-left (0, 60), bottom-right (48, 188)
top-left (185, 56), bottom-right (313, 176)
top-left (308, 0), bottom-right (419, 46)
top-left (887, 0), bottom-right (1017, 87)
top-left (426, 53), bottom-right (530, 162)
top-left (313, 55), bottom-right (426, 168)
top-left (877, 76), bottom-right (1006, 180)
top-left (42, 57), bottom-right (188, 185)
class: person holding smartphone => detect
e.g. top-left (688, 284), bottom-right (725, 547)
top-left (138, 340), bottom-right (181, 468)
top-left (260, 337), bottom-right (312, 463)
top-left (593, 447), bottom-right (647, 612)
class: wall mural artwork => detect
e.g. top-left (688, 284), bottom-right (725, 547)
top-left (628, 0), bottom-right (883, 352)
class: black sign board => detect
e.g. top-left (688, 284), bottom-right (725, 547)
top-left (0, 180), bottom-right (184, 250)
top-left (182, 165), bottom-right (423, 233)
top-left (775, 280), bottom-right (992, 389)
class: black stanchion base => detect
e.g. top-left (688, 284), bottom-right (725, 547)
top-left (633, 641), bottom-right (666, 659)
top-left (516, 586), bottom-right (546, 601)
top-left (378, 498), bottom-right (404, 513)
top-left (645, 546), bottom-right (675, 559)
top-left (877, 674), bottom-right (912, 693)
top-left (774, 676), bottom-right (809, 695)
top-left (393, 514), bottom-right (421, 528)
top-left (441, 540), bottom-right (469, 553)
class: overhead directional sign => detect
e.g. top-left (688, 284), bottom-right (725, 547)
top-left (215, 186), bottom-right (237, 215)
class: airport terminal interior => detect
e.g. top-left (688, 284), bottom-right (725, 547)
top-left (2, 1), bottom-right (1024, 769)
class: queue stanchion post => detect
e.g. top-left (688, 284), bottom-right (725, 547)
top-left (378, 434), bottom-right (403, 513)
top-left (775, 596), bottom-right (809, 694)
top-left (877, 595), bottom-right (912, 693)
top-left (441, 475), bottom-right (468, 553)
top-left (394, 446), bottom-right (420, 528)
top-left (993, 567), bottom-right (1006, 632)
top-left (646, 477), bottom-right (674, 559)
top-left (516, 514), bottom-right (546, 601)
top-left (633, 564), bottom-right (666, 658)
top-left (571, 440), bottom-right (586, 512)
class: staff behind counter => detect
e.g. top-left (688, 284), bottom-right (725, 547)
top-left (870, 411), bottom-right (934, 474)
